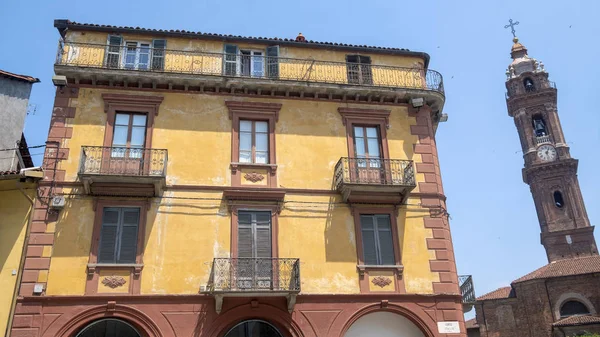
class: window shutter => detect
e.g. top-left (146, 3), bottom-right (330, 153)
top-left (255, 226), bottom-right (272, 258)
top-left (106, 35), bottom-right (122, 68)
top-left (266, 45), bottom-right (279, 79)
top-left (376, 215), bottom-right (395, 265)
top-left (98, 208), bottom-right (120, 263)
top-left (117, 209), bottom-right (140, 263)
top-left (223, 44), bottom-right (238, 76)
top-left (360, 215), bottom-right (378, 265)
top-left (238, 211), bottom-right (253, 258)
top-left (151, 39), bottom-right (166, 70)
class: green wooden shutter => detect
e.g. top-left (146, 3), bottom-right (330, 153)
top-left (98, 208), bottom-right (120, 263)
top-left (106, 35), bottom-right (122, 68)
top-left (223, 44), bottom-right (238, 76)
top-left (360, 215), bottom-right (378, 265)
top-left (375, 215), bottom-right (395, 265)
top-left (117, 209), bottom-right (140, 263)
top-left (151, 39), bottom-right (166, 70)
top-left (266, 45), bottom-right (279, 79)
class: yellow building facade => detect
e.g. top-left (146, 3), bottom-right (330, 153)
top-left (10, 20), bottom-right (465, 337)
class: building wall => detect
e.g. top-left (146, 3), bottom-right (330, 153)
top-left (44, 88), bottom-right (439, 296)
top-left (0, 77), bottom-right (33, 171)
top-left (0, 179), bottom-right (35, 335)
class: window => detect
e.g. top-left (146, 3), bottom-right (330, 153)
top-left (554, 191), bottom-right (565, 208)
top-left (240, 50), bottom-right (264, 77)
top-left (112, 113), bottom-right (147, 158)
top-left (98, 208), bottom-right (140, 264)
top-left (224, 320), bottom-right (283, 337)
top-left (346, 55), bottom-right (373, 85)
top-left (223, 44), bottom-right (279, 78)
top-left (237, 211), bottom-right (272, 289)
top-left (360, 214), bottom-right (395, 265)
top-left (106, 35), bottom-right (122, 68)
top-left (532, 115), bottom-right (548, 137)
top-left (239, 120), bottom-right (269, 164)
top-left (354, 126), bottom-right (381, 164)
top-left (76, 318), bottom-right (141, 337)
top-left (151, 39), bottom-right (166, 70)
top-left (560, 301), bottom-right (590, 318)
top-left (124, 42), bottom-right (151, 70)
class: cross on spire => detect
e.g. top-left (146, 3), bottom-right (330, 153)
top-left (504, 18), bottom-right (520, 38)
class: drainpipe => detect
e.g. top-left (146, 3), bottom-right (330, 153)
top-left (5, 179), bottom-right (36, 337)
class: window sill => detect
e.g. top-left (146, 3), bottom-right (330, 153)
top-left (230, 162), bottom-right (277, 172)
top-left (87, 263), bottom-right (144, 276)
top-left (357, 264), bottom-right (404, 275)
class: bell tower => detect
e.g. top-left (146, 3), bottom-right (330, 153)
top-left (504, 32), bottom-right (597, 262)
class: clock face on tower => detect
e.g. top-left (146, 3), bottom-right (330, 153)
top-left (537, 144), bottom-right (557, 162)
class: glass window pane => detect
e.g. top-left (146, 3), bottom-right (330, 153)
top-left (354, 126), bottom-right (363, 137)
top-left (240, 120), bottom-right (252, 132)
top-left (378, 230), bottom-right (395, 265)
top-left (367, 139), bottom-right (380, 157)
top-left (255, 151), bottom-right (268, 164)
top-left (132, 115), bottom-right (147, 126)
top-left (112, 126), bottom-right (128, 146)
top-left (115, 113), bottom-right (130, 125)
top-left (255, 121), bottom-right (268, 133)
top-left (240, 132), bottom-right (252, 151)
top-left (376, 215), bottom-right (391, 230)
top-left (360, 215), bottom-right (374, 229)
top-left (366, 127), bottom-right (378, 138)
top-left (239, 151), bottom-right (251, 163)
top-left (130, 127), bottom-right (146, 147)
top-left (256, 133), bottom-right (268, 152)
top-left (355, 138), bottom-right (365, 156)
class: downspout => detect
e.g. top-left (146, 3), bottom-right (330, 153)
top-left (5, 180), bottom-right (36, 337)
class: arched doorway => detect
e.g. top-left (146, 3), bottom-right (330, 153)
top-left (75, 318), bottom-right (141, 337)
top-left (223, 319), bottom-right (284, 337)
top-left (344, 311), bottom-right (425, 337)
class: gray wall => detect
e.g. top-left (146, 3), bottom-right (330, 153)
top-left (0, 77), bottom-right (33, 171)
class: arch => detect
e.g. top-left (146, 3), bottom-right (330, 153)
top-left (206, 303), bottom-right (303, 337)
top-left (554, 293), bottom-right (597, 320)
top-left (223, 319), bottom-right (284, 337)
top-left (553, 191), bottom-right (565, 208)
top-left (524, 78), bottom-right (536, 92)
top-left (75, 318), bottom-right (141, 337)
top-left (560, 301), bottom-right (590, 318)
top-left (532, 114), bottom-right (548, 137)
top-left (340, 304), bottom-right (434, 337)
top-left (53, 304), bottom-right (163, 337)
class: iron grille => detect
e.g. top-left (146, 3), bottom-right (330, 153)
top-left (459, 275), bottom-right (476, 304)
top-left (209, 258), bottom-right (300, 293)
top-left (55, 41), bottom-right (445, 94)
top-left (334, 157), bottom-right (415, 190)
top-left (79, 146), bottom-right (168, 177)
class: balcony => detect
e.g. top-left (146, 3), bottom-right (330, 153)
top-left (536, 134), bottom-right (551, 145)
top-left (54, 41), bottom-right (445, 109)
top-left (78, 146), bottom-right (167, 197)
top-left (459, 275), bottom-right (476, 312)
top-left (334, 157), bottom-right (416, 204)
top-left (206, 258), bottom-right (300, 313)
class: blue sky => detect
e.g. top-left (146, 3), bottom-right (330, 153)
top-left (1, 0), bottom-right (598, 317)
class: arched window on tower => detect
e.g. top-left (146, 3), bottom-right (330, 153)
top-left (560, 300), bottom-right (590, 318)
top-left (554, 191), bottom-right (565, 208)
top-left (524, 78), bottom-right (536, 92)
top-left (532, 115), bottom-right (548, 137)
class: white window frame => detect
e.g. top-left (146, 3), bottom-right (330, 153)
top-left (122, 41), bottom-right (152, 70)
top-left (238, 50), bottom-right (265, 77)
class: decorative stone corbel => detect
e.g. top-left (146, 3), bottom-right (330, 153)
top-left (286, 294), bottom-right (297, 314)
top-left (215, 294), bottom-right (224, 314)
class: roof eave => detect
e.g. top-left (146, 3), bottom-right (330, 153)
top-left (53, 19), bottom-right (431, 69)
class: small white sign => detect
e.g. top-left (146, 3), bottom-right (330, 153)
top-left (437, 321), bottom-right (460, 333)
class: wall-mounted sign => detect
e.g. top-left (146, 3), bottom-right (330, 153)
top-left (437, 321), bottom-right (460, 333)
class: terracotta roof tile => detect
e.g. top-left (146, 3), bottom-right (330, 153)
top-left (0, 69), bottom-right (40, 83)
top-left (476, 286), bottom-right (514, 301)
top-left (465, 318), bottom-right (479, 329)
top-left (513, 255), bottom-right (600, 283)
top-left (0, 170), bottom-right (20, 176)
top-left (553, 315), bottom-right (600, 327)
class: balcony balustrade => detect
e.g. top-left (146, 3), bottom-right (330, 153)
top-left (78, 146), bottom-right (167, 197)
top-left (54, 41), bottom-right (445, 108)
top-left (459, 275), bottom-right (476, 312)
top-left (334, 157), bottom-right (416, 203)
top-left (536, 134), bottom-right (551, 145)
top-left (206, 258), bottom-right (301, 313)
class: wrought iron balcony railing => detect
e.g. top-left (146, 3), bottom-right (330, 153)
top-left (55, 41), bottom-right (444, 94)
top-left (79, 146), bottom-right (168, 177)
top-left (459, 275), bottom-right (476, 304)
top-left (334, 157), bottom-right (415, 190)
top-left (209, 258), bottom-right (300, 293)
